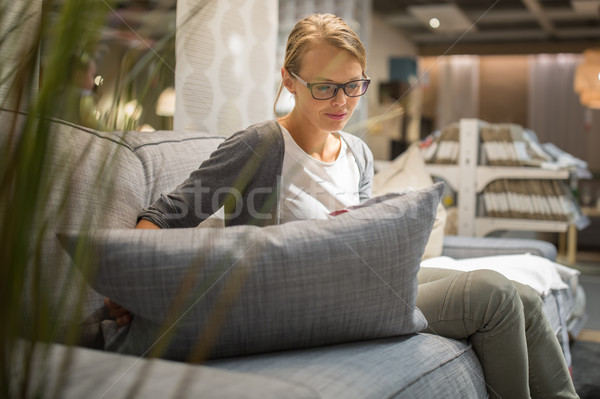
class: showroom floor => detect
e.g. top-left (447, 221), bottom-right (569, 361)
top-left (570, 250), bottom-right (600, 340)
top-left (569, 249), bottom-right (600, 398)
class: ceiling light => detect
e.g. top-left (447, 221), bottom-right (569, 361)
top-left (408, 4), bottom-right (475, 33)
top-left (429, 18), bottom-right (440, 29)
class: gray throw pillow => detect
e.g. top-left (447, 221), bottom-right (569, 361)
top-left (59, 183), bottom-right (443, 361)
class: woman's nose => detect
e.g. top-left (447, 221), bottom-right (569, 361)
top-left (331, 88), bottom-right (347, 106)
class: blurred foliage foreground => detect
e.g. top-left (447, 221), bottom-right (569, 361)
top-left (0, 1), bottom-right (184, 397)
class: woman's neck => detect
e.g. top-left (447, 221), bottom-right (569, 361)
top-left (278, 111), bottom-right (341, 163)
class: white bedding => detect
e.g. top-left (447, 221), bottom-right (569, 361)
top-left (421, 253), bottom-right (580, 297)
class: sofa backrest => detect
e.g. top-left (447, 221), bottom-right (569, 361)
top-left (0, 109), bottom-right (224, 346)
top-left (124, 131), bottom-right (225, 205)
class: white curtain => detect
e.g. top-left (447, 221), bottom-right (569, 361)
top-left (527, 54), bottom-right (587, 159)
top-left (437, 55), bottom-right (480, 129)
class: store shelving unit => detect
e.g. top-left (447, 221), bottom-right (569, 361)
top-left (426, 119), bottom-right (583, 262)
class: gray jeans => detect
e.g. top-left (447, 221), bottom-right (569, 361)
top-left (417, 267), bottom-right (579, 399)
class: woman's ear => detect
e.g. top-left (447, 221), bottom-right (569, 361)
top-left (281, 67), bottom-right (295, 95)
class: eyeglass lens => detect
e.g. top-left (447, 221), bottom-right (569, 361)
top-left (312, 80), bottom-right (369, 99)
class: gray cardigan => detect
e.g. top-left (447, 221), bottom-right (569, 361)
top-left (139, 120), bottom-right (374, 227)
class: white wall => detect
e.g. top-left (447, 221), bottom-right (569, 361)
top-left (366, 13), bottom-right (417, 160)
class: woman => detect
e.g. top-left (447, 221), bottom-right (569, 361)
top-left (108, 13), bottom-right (578, 399)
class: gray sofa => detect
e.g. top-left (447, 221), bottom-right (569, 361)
top-left (4, 109), bottom-right (582, 398)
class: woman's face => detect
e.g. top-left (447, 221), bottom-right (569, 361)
top-left (286, 43), bottom-right (364, 134)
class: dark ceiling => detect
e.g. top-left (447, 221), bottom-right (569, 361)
top-left (371, 0), bottom-right (600, 55)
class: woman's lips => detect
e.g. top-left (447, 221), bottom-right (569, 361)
top-left (325, 113), bottom-right (347, 121)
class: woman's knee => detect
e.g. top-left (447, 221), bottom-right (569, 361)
top-left (514, 282), bottom-right (544, 316)
top-left (513, 282), bottom-right (548, 339)
top-left (467, 269), bottom-right (522, 323)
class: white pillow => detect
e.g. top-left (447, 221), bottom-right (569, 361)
top-left (373, 143), bottom-right (447, 260)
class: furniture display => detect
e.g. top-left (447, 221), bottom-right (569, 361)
top-left (3, 109), bottom-right (585, 398)
top-left (424, 119), bottom-right (589, 264)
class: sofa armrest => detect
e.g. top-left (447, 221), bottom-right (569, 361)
top-left (441, 235), bottom-right (557, 261)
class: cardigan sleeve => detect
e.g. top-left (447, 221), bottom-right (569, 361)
top-left (358, 141), bottom-right (374, 201)
top-left (138, 122), bottom-right (283, 228)
top-left (339, 131), bottom-right (374, 202)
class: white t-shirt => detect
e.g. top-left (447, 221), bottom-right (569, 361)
top-left (279, 125), bottom-right (360, 223)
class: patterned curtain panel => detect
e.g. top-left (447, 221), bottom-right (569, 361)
top-left (175, 0), bottom-right (277, 135)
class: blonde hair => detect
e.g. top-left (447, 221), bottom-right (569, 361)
top-left (273, 14), bottom-right (367, 115)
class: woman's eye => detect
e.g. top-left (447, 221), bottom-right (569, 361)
top-left (315, 85), bottom-right (331, 92)
top-left (347, 83), bottom-right (359, 90)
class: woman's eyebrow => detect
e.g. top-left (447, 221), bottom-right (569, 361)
top-left (314, 75), bottom-right (363, 82)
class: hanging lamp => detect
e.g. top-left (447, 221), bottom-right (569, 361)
top-left (574, 48), bottom-right (600, 109)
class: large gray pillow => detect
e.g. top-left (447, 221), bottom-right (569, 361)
top-left (59, 183), bottom-right (443, 361)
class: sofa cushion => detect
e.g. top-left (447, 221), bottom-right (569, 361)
top-left (59, 183), bottom-right (443, 361)
top-left (209, 333), bottom-right (487, 399)
top-left (373, 143), bottom-right (447, 260)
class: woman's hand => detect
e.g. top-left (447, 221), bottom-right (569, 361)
top-left (104, 297), bottom-right (132, 327)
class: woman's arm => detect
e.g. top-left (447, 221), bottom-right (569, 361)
top-left (136, 219), bottom-right (160, 229)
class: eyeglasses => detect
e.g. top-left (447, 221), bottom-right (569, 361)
top-left (290, 71), bottom-right (370, 100)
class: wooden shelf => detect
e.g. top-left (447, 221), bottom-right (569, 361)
top-left (426, 164), bottom-right (569, 193)
top-left (422, 118), bottom-right (590, 264)
top-left (475, 217), bottom-right (569, 237)
top-left (582, 206), bottom-right (600, 218)
top-left (476, 166), bottom-right (569, 192)
top-left (424, 119), bottom-right (582, 248)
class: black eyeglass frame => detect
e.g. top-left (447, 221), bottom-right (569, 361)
top-left (290, 71), bottom-right (371, 100)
